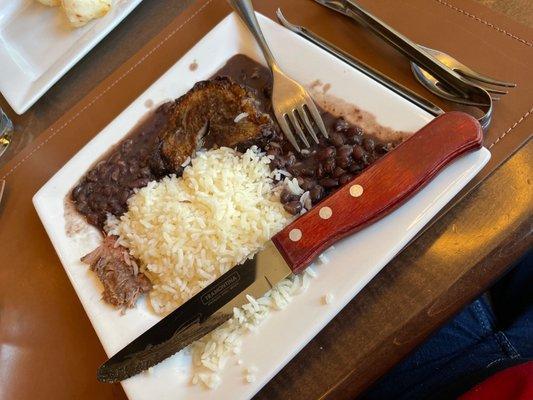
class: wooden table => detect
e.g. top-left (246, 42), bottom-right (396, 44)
top-left (0, 1), bottom-right (531, 399)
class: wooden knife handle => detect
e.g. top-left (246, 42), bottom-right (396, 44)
top-left (272, 112), bottom-right (483, 274)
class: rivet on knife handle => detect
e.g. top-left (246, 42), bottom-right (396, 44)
top-left (272, 112), bottom-right (483, 273)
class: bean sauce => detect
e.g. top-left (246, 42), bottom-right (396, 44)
top-left (71, 105), bottom-right (172, 229)
top-left (71, 54), bottom-right (400, 228)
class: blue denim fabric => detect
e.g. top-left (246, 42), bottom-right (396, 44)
top-left (360, 252), bottom-right (532, 400)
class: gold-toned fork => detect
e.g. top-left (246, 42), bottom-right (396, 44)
top-left (229, 0), bottom-right (329, 152)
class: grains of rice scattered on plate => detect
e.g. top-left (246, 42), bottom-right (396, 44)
top-left (323, 293), bottom-right (334, 305)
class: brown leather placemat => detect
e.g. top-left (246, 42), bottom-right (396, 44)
top-left (0, 1), bottom-right (531, 399)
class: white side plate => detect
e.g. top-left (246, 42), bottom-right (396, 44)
top-left (33, 12), bottom-right (490, 400)
top-left (0, 0), bottom-right (143, 114)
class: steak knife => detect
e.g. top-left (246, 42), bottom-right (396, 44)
top-left (98, 112), bottom-right (483, 382)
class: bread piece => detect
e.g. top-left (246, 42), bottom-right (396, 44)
top-left (61, 0), bottom-right (111, 27)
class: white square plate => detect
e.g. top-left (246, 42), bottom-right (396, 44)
top-left (33, 12), bottom-right (490, 400)
top-left (0, 0), bottom-right (143, 114)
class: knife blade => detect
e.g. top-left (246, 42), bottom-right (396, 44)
top-left (98, 112), bottom-right (483, 382)
top-left (98, 241), bottom-right (290, 382)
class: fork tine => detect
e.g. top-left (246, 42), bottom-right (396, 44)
top-left (287, 111), bottom-right (310, 148)
top-left (276, 113), bottom-right (301, 152)
top-left (484, 87), bottom-right (508, 95)
top-left (457, 69), bottom-right (516, 88)
top-left (296, 106), bottom-right (319, 144)
top-left (469, 83), bottom-right (508, 96)
top-left (305, 100), bottom-right (329, 139)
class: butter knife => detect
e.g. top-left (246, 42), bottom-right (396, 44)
top-left (98, 112), bottom-right (482, 382)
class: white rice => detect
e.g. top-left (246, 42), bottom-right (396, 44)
top-left (234, 112), bottom-right (249, 123)
top-left (106, 147), bottom-right (291, 314)
top-left (190, 267), bottom-right (317, 388)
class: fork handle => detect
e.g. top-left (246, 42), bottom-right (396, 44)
top-left (272, 112), bottom-right (483, 274)
top-left (342, 1), bottom-right (477, 97)
top-left (228, 0), bottom-right (279, 71)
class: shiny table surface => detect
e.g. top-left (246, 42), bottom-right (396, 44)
top-left (0, 1), bottom-right (531, 400)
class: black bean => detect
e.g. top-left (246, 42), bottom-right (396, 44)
top-left (121, 139), bottom-right (134, 153)
top-left (280, 190), bottom-right (291, 203)
top-left (333, 118), bottom-right (350, 132)
top-left (315, 163), bottom-right (325, 179)
top-left (332, 167), bottom-right (346, 178)
top-left (140, 167), bottom-right (152, 178)
top-left (376, 142), bottom-right (393, 154)
top-left (300, 178), bottom-right (316, 191)
top-left (330, 132), bottom-right (345, 146)
top-left (86, 169), bottom-right (99, 182)
top-left (270, 156), bottom-right (283, 169)
top-left (352, 145), bottom-right (365, 161)
top-left (323, 158), bottom-right (336, 174)
top-left (110, 166), bottom-right (120, 182)
top-left (251, 68), bottom-right (261, 79)
top-left (339, 174), bottom-right (354, 185)
top-left (75, 190), bottom-right (87, 203)
top-left (345, 125), bottom-right (364, 137)
top-left (363, 138), bottom-right (375, 152)
top-left (84, 182), bottom-right (96, 194)
top-left (348, 162), bottom-right (364, 173)
top-left (319, 177), bottom-right (339, 188)
top-left (317, 146), bottom-right (336, 161)
top-left (336, 145), bottom-right (353, 168)
top-left (72, 184), bottom-right (83, 200)
top-left (128, 163), bottom-right (139, 175)
top-left (310, 185), bottom-right (325, 202)
top-left (119, 190), bottom-right (131, 203)
top-left (300, 166), bottom-right (316, 177)
top-left (267, 147), bottom-right (279, 157)
top-left (110, 152), bottom-right (121, 163)
top-left (75, 202), bottom-right (89, 214)
top-left (346, 134), bottom-right (363, 145)
top-left (284, 153), bottom-right (296, 168)
top-left (288, 161), bottom-right (304, 176)
top-left (129, 178), bottom-right (150, 188)
top-left (284, 201), bottom-right (302, 215)
top-left (102, 185), bottom-right (113, 197)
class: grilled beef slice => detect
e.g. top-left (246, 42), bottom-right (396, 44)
top-left (150, 76), bottom-right (278, 175)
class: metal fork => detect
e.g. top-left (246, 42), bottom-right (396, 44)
top-left (229, 0), bottom-right (328, 152)
top-left (410, 45), bottom-right (516, 102)
top-left (411, 44), bottom-right (516, 100)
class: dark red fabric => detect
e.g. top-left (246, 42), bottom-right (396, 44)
top-left (459, 362), bottom-right (533, 400)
